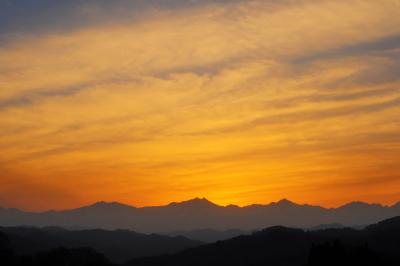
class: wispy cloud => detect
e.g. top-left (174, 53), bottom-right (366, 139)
top-left (0, 0), bottom-right (399, 210)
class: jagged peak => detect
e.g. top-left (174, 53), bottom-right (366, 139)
top-left (338, 201), bottom-right (383, 209)
top-left (274, 198), bottom-right (297, 206)
top-left (392, 201), bottom-right (400, 208)
top-left (278, 198), bottom-right (294, 204)
top-left (87, 201), bottom-right (135, 209)
top-left (168, 197), bottom-right (219, 208)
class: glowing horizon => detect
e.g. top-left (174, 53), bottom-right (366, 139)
top-left (0, 0), bottom-right (399, 211)
top-left (4, 197), bottom-right (400, 213)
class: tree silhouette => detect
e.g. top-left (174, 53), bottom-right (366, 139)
top-left (308, 240), bottom-right (384, 266)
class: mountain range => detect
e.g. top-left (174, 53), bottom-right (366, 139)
top-left (1, 198), bottom-right (399, 233)
top-left (2, 216), bottom-right (400, 266)
top-left (0, 226), bottom-right (201, 263)
top-left (126, 216), bottom-right (400, 266)
top-left (167, 228), bottom-right (251, 243)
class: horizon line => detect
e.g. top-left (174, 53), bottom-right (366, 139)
top-left (1, 197), bottom-right (399, 213)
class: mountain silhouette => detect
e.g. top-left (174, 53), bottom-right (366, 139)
top-left (0, 226), bottom-right (201, 263)
top-left (126, 216), bottom-right (400, 266)
top-left (167, 198), bottom-right (218, 209)
top-left (1, 198), bottom-right (399, 234)
top-left (167, 228), bottom-right (251, 243)
top-left (1, 217), bottom-right (400, 265)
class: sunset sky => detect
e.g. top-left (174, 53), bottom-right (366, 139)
top-left (0, 0), bottom-right (399, 211)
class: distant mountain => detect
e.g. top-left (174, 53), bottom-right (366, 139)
top-left (0, 226), bottom-right (201, 263)
top-left (167, 228), bottom-right (251, 243)
top-left (1, 198), bottom-right (399, 233)
top-left (308, 223), bottom-right (346, 231)
top-left (126, 216), bottom-right (400, 266)
top-left (2, 217), bottom-right (400, 266)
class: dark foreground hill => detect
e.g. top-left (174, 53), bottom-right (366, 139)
top-left (1, 217), bottom-right (400, 266)
top-left (126, 216), bottom-right (400, 266)
top-left (0, 227), bottom-right (201, 263)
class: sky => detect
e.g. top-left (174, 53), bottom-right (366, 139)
top-left (0, 0), bottom-right (399, 211)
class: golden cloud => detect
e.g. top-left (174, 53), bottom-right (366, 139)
top-left (0, 0), bottom-right (399, 210)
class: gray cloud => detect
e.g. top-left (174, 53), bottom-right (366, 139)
top-left (294, 34), bottom-right (400, 64)
top-left (0, 84), bottom-right (86, 110)
top-left (328, 58), bottom-right (400, 88)
top-left (0, 0), bottom-right (246, 43)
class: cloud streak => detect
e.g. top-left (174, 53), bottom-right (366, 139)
top-left (0, 0), bottom-right (399, 210)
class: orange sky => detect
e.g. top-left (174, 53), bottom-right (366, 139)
top-left (0, 0), bottom-right (399, 211)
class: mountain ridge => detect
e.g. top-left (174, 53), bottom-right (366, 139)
top-left (3, 198), bottom-right (398, 213)
top-left (1, 198), bottom-right (399, 233)
top-left (0, 226), bottom-right (201, 263)
top-left (125, 216), bottom-right (400, 266)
